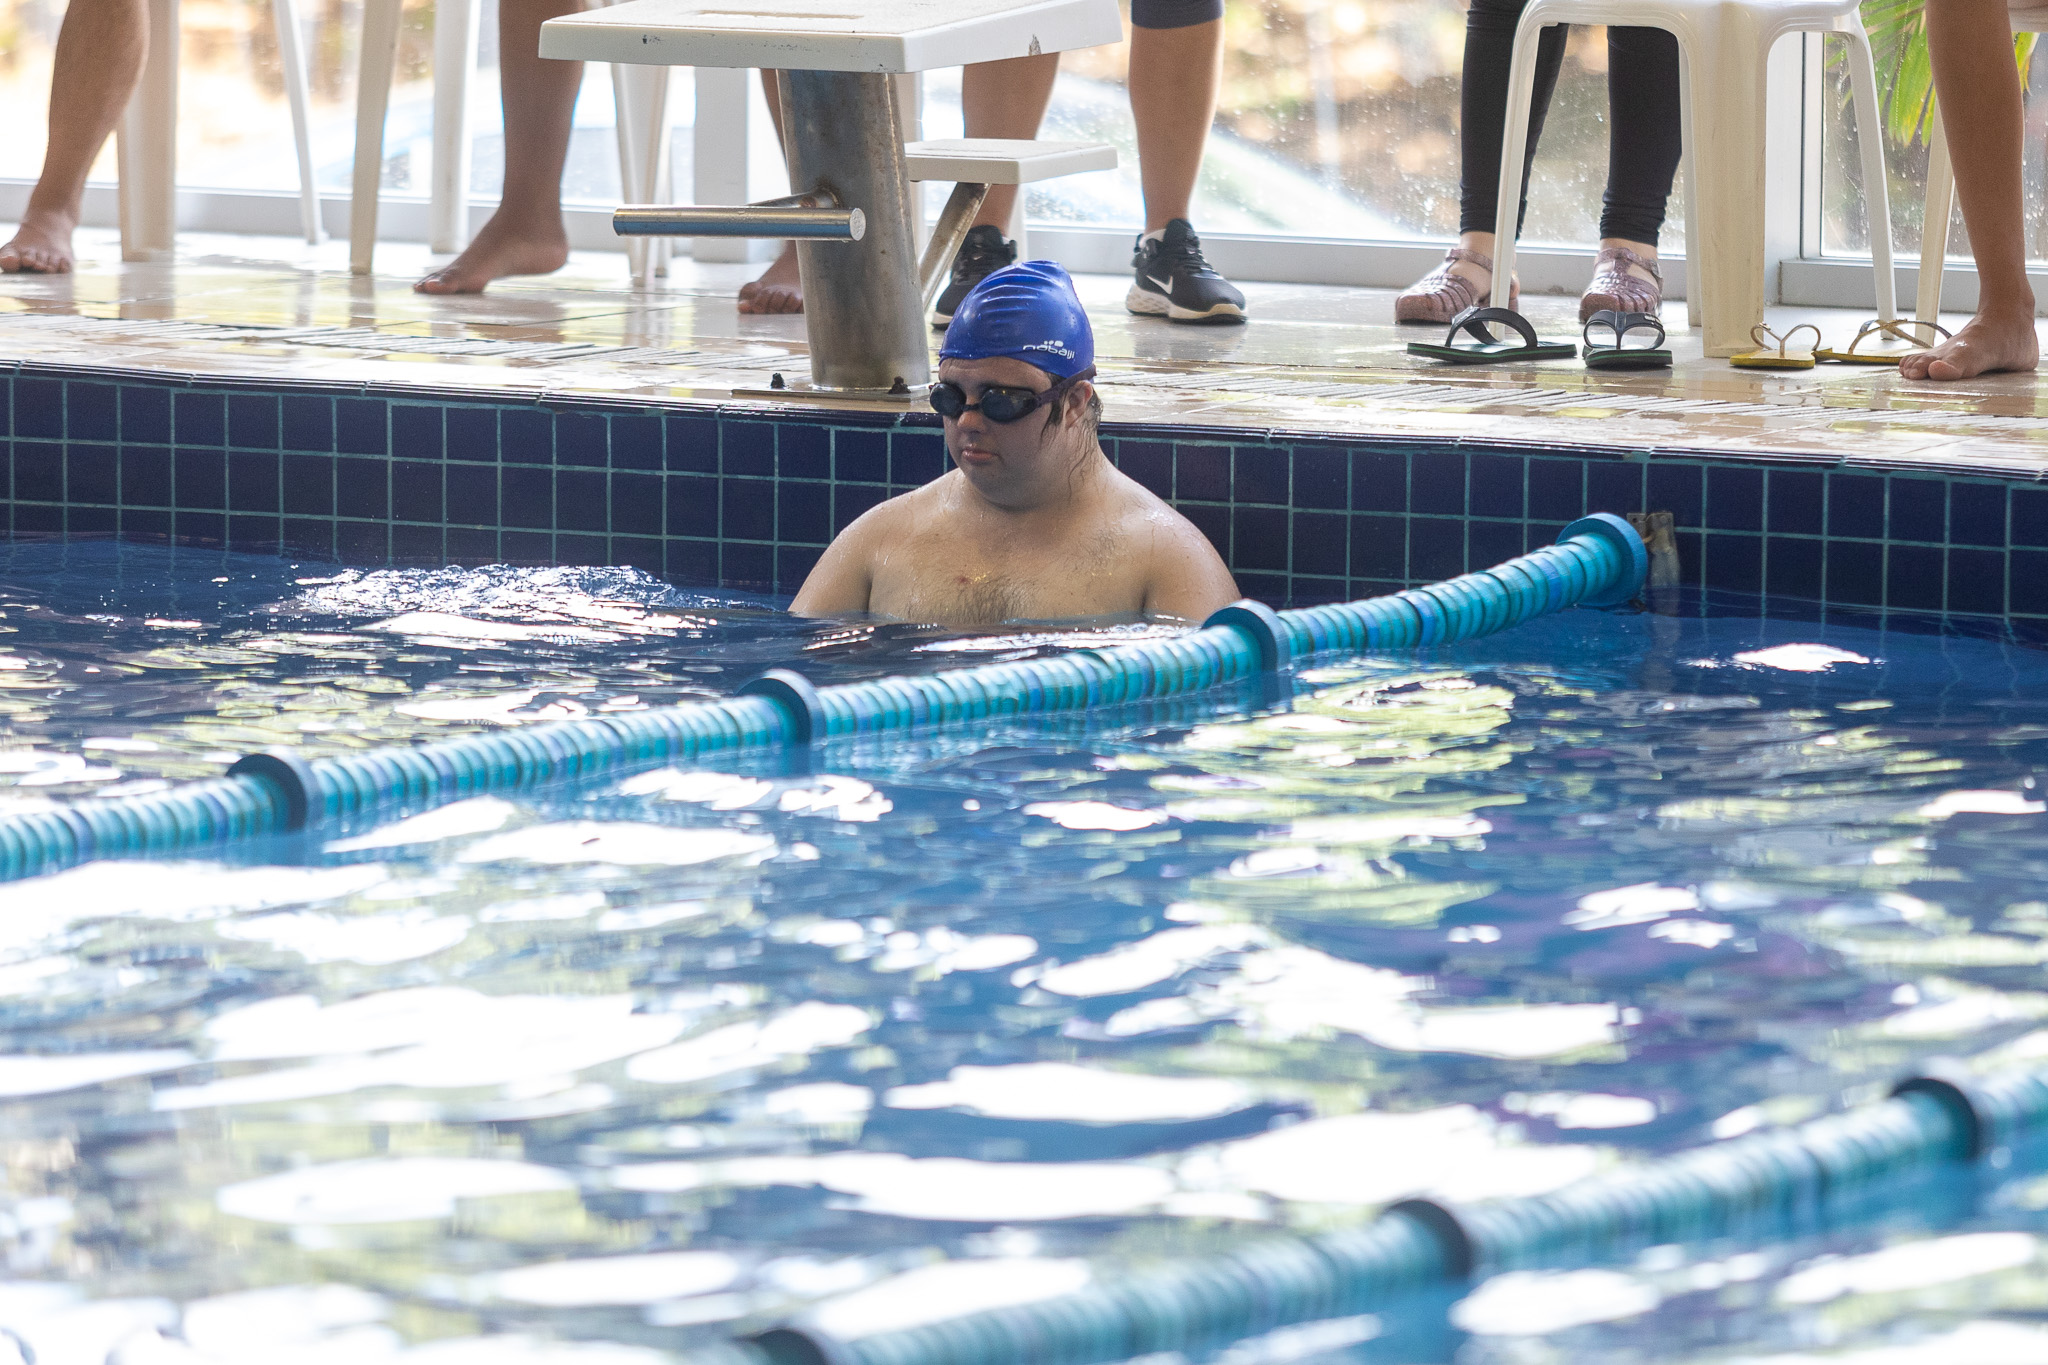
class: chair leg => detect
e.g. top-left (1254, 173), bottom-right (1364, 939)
top-left (116, 0), bottom-right (179, 262)
top-left (428, 0), bottom-right (479, 254)
top-left (350, 0), bottom-right (405, 276)
top-left (1677, 41), bottom-right (1701, 328)
top-left (1689, 13), bottom-right (1772, 356)
top-left (614, 62), bottom-right (672, 286)
top-left (273, 0), bottom-right (324, 244)
top-left (652, 70), bottom-right (673, 276)
top-left (1840, 24), bottom-right (1898, 321)
top-left (1487, 15), bottom-right (1549, 310)
top-left (693, 66), bottom-right (752, 264)
top-left (1917, 99), bottom-right (1954, 327)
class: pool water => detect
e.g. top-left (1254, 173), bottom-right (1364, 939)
top-left (5, 540), bottom-right (2048, 1364)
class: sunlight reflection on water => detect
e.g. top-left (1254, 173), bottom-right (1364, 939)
top-left (2, 545), bottom-right (2048, 1360)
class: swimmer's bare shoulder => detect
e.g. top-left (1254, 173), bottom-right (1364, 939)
top-left (788, 478), bottom-right (952, 616)
top-left (1110, 469), bottom-right (1240, 622)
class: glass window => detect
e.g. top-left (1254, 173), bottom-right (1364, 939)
top-left (0, 0), bottom-right (1679, 252)
top-left (925, 0), bottom-right (1684, 250)
top-left (1819, 39), bottom-right (2048, 262)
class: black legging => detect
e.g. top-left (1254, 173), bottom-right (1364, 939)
top-left (1458, 0), bottom-right (1683, 246)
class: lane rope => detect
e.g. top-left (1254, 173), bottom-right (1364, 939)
top-left (0, 514), bottom-right (1645, 881)
top-left (722, 1064), bottom-right (2044, 1365)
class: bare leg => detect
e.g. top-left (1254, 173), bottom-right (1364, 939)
top-left (1899, 0), bottom-right (2038, 380)
top-left (1128, 18), bottom-right (1221, 230)
top-left (1, 0), bottom-right (148, 274)
top-left (415, 0), bottom-right (583, 294)
top-left (738, 70), bottom-right (803, 315)
top-left (961, 53), bottom-right (1059, 231)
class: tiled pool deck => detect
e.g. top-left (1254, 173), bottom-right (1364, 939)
top-left (4, 229), bottom-right (2046, 634)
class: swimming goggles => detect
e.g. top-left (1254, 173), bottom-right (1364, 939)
top-left (929, 367), bottom-right (1097, 424)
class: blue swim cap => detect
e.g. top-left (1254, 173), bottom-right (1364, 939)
top-left (939, 260), bottom-right (1094, 380)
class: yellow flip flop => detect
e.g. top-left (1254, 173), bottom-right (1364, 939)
top-left (1730, 323), bottom-right (1821, 370)
top-left (1816, 318), bottom-right (1952, 365)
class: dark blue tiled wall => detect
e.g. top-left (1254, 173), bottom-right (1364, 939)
top-left (3, 365), bottom-right (2042, 633)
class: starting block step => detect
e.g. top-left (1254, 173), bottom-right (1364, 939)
top-left (903, 138), bottom-right (1117, 184)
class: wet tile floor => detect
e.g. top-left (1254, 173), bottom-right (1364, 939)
top-left (5, 227), bottom-right (2046, 476)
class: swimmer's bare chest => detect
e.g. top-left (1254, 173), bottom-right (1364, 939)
top-left (866, 516), bottom-right (1148, 625)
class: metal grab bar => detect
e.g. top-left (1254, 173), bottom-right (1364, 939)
top-left (612, 189), bottom-right (865, 240)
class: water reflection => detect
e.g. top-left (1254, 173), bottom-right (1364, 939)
top-left (3, 545), bottom-right (2048, 1361)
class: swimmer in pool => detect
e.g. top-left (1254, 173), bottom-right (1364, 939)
top-left (791, 262), bottom-right (1239, 627)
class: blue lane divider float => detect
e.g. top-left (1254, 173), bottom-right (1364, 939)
top-left (718, 1065), bottom-right (2048, 1365)
top-left (0, 513), bottom-right (1647, 882)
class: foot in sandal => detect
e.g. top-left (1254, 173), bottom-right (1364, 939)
top-left (1396, 244), bottom-right (1516, 324)
top-left (1579, 242), bottom-right (1662, 323)
top-left (1898, 308), bottom-right (2039, 381)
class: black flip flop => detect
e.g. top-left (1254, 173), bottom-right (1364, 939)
top-left (1582, 309), bottom-right (1671, 370)
top-left (1407, 305), bottom-right (1576, 364)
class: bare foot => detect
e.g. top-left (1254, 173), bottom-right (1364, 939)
top-left (415, 212), bottom-right (570, 294)
top-left (0, 208), bottom-right (78, 274)
top-left (737, 244), bottom-right (802, 314)
top-left (1898, 309), bottom-right (2040, 381)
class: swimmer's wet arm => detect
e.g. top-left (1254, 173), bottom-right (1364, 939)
top-left (1141, 518), bottom-right (1240, 622)
top-left (790, 508), bottom-right (882, 616)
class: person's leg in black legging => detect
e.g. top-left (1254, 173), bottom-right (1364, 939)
top-left (1460, 0), bottom-right (1569, 240)
top-left (1585, 25), bottom-right (1684, 308)
top-left (1416, 0), bottom-right (1568, 304)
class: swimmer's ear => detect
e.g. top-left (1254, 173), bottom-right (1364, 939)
top-left (1063, 378), bottom-right (1097, 428)
top-left (1071, 379), bottom-right (1101, 439)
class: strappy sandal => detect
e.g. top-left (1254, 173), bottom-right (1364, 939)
top-left (1407, 305), bottom-right (1576, 364)
top-left (1582, 309), bottom-right (1671, 371)
top-left (1815, 317), bottom-right (1953, 365)
top-left (1729, 323), bottom-right (1821, 370)
top-left (1579, 246), bottom-right (1663, 323)
top-left (1395, 248), bottom-right (1519, 325)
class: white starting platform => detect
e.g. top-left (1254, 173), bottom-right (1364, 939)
top-left (541, 0), bottom-right (1122, 397)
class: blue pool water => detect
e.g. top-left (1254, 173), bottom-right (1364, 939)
top-left (5, 540), bottom-right (2048, 1364)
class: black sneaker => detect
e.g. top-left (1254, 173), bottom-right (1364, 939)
top-left (1127, 219), bottom-right (1246, 324)
top-left (931, 224), bottom-right (1018, 329)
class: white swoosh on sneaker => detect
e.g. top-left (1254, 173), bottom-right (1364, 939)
top-left (1145, 274), bottom-right (1175, 293)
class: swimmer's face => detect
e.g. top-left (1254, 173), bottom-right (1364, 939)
top-left (937, 356), bottom-right (1093, 504)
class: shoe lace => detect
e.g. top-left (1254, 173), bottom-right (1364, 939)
top-left (1156, 229), bottom-right (1222, 279)
top-left (953, 232), bottom-right (1012, 280)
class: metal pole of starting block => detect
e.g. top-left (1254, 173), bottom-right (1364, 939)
top-left (777, 69), bottom-right (929, 395)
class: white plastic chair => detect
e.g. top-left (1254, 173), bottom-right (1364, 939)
top-left (1914, 0), bottom-right (2047, 326)
top-left (1485, 0), bottom-right (1898, 357)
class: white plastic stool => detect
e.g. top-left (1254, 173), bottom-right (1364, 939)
top-left (116, 0), bottom-right (323, 260)
top-left (350, 0), bottom-right (677, 278)
top-left (1486, 0), bottom-right (1898, 357)
top-left (112, 0), bottom-right (682, 274)
top-left (110, 0), bottom-right (447, 263)
top-left (1915, 0), bottom-right (2048, 326)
